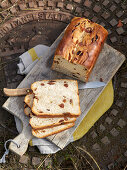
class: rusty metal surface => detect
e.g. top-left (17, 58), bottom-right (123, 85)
top-left (0, 0), bottom-right (127, 169)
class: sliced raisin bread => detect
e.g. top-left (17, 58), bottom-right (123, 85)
top-left (32, 122), bottom-right (75, 138)
top-left (30, 115), bottom-right (76, 129)
top-left (24, 97), bottom-right (76, 129)
top-left (24, 105), bottom-right (76, 129)
top-left (52, 17), bottom-right (108, 82)
top-left (24, 92), bottom-right (34, 108)
top-left (31, 79), bottom-right (81, 117)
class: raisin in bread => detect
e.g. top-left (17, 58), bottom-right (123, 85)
top-left (30, 115), bottom-right (76, 129)
top-left (32, 122), bottom-right (75, 138)
top-left (31, 79), bottom-right (81, 116)
top-left (52, 17), bottom-right (108, 82)
top-left (24, 105), bottom-right (76, 129)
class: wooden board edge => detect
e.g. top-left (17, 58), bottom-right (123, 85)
top-left (106, 44), bottom-right (126, 62)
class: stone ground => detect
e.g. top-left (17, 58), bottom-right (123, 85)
top-left (0, 0), bottom-right (127, 169)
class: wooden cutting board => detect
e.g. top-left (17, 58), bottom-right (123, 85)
top-left (3, 31), bottom-right (125, 156)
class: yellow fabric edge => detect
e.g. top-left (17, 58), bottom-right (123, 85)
top-left (28, 48), bottom-right (40, 61)
top-left (73, 80), bottom-right (114, 141)
top-left (29, 140), bottom-right (33, 146)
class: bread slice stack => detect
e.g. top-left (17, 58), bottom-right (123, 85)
top-left (24, 79), bottom-right (81, 138)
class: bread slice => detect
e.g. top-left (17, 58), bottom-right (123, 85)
top-left (24, 106), bottom-right (31, 116)
top-left (24, 92), bottom-right (76, 117)
top-left (24, 92), bottom-right (34, 108)
top-left (24, 103), bottom-right (76, 128)
top-left (30, 115), bottom-right (76, 129)
top-left (31, 79), bottom-right (81, 117)
top-left (32, 122), bottom-right (75, 138)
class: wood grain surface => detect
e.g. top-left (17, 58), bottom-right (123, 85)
top-left (2, 30), bottom-right (125, 156)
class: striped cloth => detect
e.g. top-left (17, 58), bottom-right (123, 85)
top-left (17, 45), bottom-right (49, 74)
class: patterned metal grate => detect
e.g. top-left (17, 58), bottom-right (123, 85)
top-left (0, 0), bottom-right (127, 169)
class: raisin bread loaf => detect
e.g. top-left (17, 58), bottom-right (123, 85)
top-left (31, 79), bottom-right (81, 116)
top-left (32, 122), bottom-right (75, 138)
top-left (52, 17), bottom-right (108, 82)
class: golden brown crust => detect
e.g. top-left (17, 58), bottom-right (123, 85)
top-left (32, 123), bottom-right (75, 138)
top-left (31, 112), bottom-right (79, 118)
top-left (31, 107), bottom-right (80, 117)
top-left (24, 93), bottom-right (34, 108)
top-left (55, 17), bottom-right (108, 75)
top-left (31, 113), bottom-right (79, 118)
top-left (24, 106), bottom-right (31, 116)
top-left (75, 80), bottom-right (81, 115)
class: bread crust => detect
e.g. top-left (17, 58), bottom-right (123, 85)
top-left (24, 97), bottom-right (79, 118)
top-left (31, 79), bottom-right (81, 117)
top-left (24, 106), bottom-right (31, 116)
top-left (32, 122), bottom-right (75, 138)
top-left (31, 113), bottom-right (79, 118)
top-left (31, 108), bottom-right (80, 116)
top-left (53, 17), bottom-right (108, 81)
top-left (24, 104), bottom-right (76, 129)
top-left (24, 92), bottom-right (34, 108)
top-left (29, 117), bottom-right (76, 129)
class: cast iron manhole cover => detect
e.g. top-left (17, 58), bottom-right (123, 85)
top-left (0, 1), bottom-right (127, 169)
